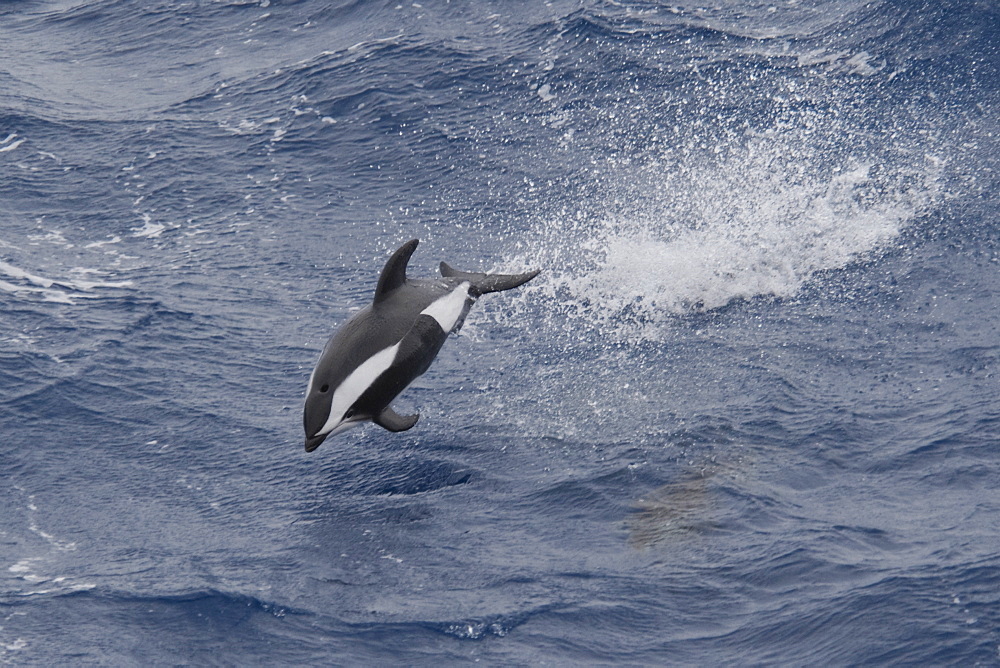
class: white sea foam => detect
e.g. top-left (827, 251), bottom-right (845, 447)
top-left (0, 260), bottom-right (132, 304)
top-left (0, 133), bottom-right (25, 153)
top-left (0, 623), bottom-right (29, 657)
top-left (8, 559), bottom-right (37, 575)
top-left (0, 261), bottom-right (57, 289)
top-left (0, 261), bottom-right (132, 292)
top-left (2, 638), bottom-right (28, 653)
top-left (84, 235), bottom-right (123, 248)
top-left (131, 213), bottom-right (167, 238)
top-left (0, 279), bottom-right (75, 304)
top-left (0, 138), bottom-right (25, 153)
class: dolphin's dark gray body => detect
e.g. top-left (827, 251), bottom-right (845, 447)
top-left (303, 239), bottom-right (540, 452)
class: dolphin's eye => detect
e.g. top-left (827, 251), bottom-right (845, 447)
top-left (319, 384), bottom-right (329, 393)
top-left (344, 408), bottom-right (355, 419)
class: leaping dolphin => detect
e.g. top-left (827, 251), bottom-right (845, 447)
top-left (303, 239), bottom-right (540, 452)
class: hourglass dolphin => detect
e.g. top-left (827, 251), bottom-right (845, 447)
top-left (303, 239), bottom-right (540, 452)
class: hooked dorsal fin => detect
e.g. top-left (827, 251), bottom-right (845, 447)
top-left (374, 239), bottom-right (419, 303)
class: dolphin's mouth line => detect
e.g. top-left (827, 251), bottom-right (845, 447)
top-left (305, 417), bottom-right (365, 451)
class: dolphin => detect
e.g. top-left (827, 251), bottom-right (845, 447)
top-left (303, 239), bottom-right (540, 452)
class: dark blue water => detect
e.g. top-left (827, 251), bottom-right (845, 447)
top-left (1, 0), bottom-right (997, 664)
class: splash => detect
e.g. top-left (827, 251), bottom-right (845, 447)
top-left (516, 132), bottom-right (943, 340)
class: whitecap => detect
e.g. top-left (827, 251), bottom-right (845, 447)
top-left (131, 214), bottom-right (167, 238)
top-left (0, 133), bottom-right (25, 153)
top-left (0, 260), bottom-right (132, 303)
top-left (0, 138), bottom-right (26, 153)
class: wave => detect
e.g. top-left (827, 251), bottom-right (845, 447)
top-left (0, 0), bottom-right (995, 665)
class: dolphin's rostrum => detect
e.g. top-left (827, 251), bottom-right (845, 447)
top-left (303, 239), bottom-right (540, 452)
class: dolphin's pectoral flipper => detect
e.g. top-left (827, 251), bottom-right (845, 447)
top-left (439, 262), bottom-right (540, 295)
top-left (374, 238), bottom-right (419, 303)
top-left (375, 406), bottom-right (419, 432)
top-left (365, 314), bottom-right (448, 434)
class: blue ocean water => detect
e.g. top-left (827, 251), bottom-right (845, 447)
top-left (1, 0), bottom-right (997, 663)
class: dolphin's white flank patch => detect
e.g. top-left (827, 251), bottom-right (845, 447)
top-left (421, 282), bottom-right (470, 332)
top-left (319, 341), bottom-right (401, 436)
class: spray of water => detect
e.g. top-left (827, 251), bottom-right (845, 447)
top-left (511, 130), bottom-right (944, 342)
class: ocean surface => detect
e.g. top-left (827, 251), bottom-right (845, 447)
top-left (1, 0), bottom-right (997, 664)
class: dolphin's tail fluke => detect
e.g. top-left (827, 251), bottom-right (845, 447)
top-left (439, 262), bottom-right (540, 296)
